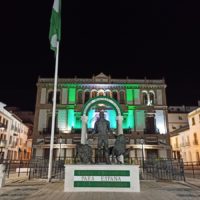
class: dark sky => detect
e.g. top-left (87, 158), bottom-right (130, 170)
top-left (0, 1), bottom-right (200, 111)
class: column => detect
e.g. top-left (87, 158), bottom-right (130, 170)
top-left (81, 115), bottom-right (88, 144)
top-left (116, 115), bottom-right (124, 163)
top-left (116, 115), bottom-right (123, 135)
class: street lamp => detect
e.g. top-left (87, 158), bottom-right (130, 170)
top-left (140, 138), bottom-right (145, 173)
top-left (58, 136), bottom-right (62, 160)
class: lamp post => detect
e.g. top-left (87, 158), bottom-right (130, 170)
top-left (58, 136), bottom-right (62, 161)
top-left (140, 138), bottom-right (145, 173)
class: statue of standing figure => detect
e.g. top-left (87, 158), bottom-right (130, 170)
top-left (93, 111), bottom-right (111, 164)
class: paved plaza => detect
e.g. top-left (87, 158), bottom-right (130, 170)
top-left (0, 175), bottom-right (200, 200)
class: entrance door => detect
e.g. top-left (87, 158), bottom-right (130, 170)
top-left (146, 149), bottom-right (158, 159)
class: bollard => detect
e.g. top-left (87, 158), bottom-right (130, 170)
top-left (0, 164), bottom-right (6, 188)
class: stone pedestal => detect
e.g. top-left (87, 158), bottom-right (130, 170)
top-left (81, 115), bottom-right (88, 144)
top-left (64, 164), bottom-right (140, 192)
top-left (0, 164), bottom-right (6, 188)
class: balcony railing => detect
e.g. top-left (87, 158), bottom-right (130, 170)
top-left (42, 128), bottom-right (60, 135)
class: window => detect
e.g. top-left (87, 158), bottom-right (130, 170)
top-left (193, 133), bottom-right (198, 145)
top-left (47, 91), bottom-right (60, 104)
top-left (196, 152), bottom-right (200, 162)
top-left (178, 116), bottom-right (183, 120)
top-left (149, 92), bottom-right (155, 105)
top-left (91, 91), bottom-right (97, 98)
top-left (119, 91), bottom-right (125, 104)
top-left (142, 92), bottom-right (148, 105)
top-left (77, 91), bottom-right (83, 104)
top-left (56, 91), bottom-right (60, 104)
top-left (84, 91), bottom-right (90, 103)
top-left (105, 91), bottom-right (111, 97)
top-left (192, 117), bottom-right (195, 125)
top-left (112, 91), bottom-right (118, 101)
top-left (48, 91), bottom-right (53, 104)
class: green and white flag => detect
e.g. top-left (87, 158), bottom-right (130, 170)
top-left (49, 0), bottom-right (61, 51)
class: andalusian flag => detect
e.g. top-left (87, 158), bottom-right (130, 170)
top-left (49, 0), bottom-right (61, 51)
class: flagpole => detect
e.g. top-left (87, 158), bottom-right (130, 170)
top-left (48, 41), bottom-right (60, 182)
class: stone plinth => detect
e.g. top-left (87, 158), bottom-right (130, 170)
top-left (64, 164), bottom-right (140, 192)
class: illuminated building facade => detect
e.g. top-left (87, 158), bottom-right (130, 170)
top-left (0, 102), bottom-right (30, 161)
top-left (33, 73), bottom-right (171, 160)
top-left (170, 107), bottom-right (200, 163)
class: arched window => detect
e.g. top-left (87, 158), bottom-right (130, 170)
top-left (77, 90), bottom-right (83, 104)
top-left (97, 90), bottom-right (105, 96)
top-left (48, 91), bottom-right (60, 104)
top-left (142, 92), bottom-right (148, 105)
top-left (91, 90), bottom-right (97, 98)
top-left (105, 90), bottom-right (111, 97)
top-left (84, 91), bottom-right (90, 103)
top-left (149, 91), bottom-right (155, 105)
top-left (48, 91), bottom-right (53, 104)
top-left (112, 91), bottom-right (118, 101)
top-left (119, 90), bottom-right (125, 104)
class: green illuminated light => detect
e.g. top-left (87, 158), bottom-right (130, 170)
top-left (58, 110), bottom-right (67, 130)
top-left (68, 109), bottom-right (75, 129)
top-left (127, 110), bottom-right (134, 128)
top-left (87, 109), bottom-right (96, 128)
top-left (135, 110), bottom-right (145, 131)
top-left (126, 89), bottom-right (133, 103)
top-left (68, 88), bottom-right (76, 103)
top-left (107, 110), bottom-right (117, 129)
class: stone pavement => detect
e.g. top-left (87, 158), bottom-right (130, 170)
top-left (0, 175), bottom-right (200, 200)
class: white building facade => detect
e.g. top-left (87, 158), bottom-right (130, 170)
top-left (0, 102), bottom-right (30, 160)
top-left (33, 73), bottom-right (171, 162)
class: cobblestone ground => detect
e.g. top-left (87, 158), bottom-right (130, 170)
top-left (0, 177), bottom-right (200, 200)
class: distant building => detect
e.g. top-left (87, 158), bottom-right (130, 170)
top-left (5, 107), bottom-right (34, 160)
top-left (0, 102), bottom-right (31, 160)
top-left (32, 73), bottom-right (171, 161)
top-left (170, 107), bottom-right (200, 163)
top-left (168, 104), bottom-right (199, 133)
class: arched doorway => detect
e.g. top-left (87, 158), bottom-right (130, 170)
top-left (80, 96), bottom-right (123, 144)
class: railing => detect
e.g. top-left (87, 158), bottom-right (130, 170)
top-left (1, 157), bottom-right (188, 181)
top-left (183, 161), bottom-right (200, 179)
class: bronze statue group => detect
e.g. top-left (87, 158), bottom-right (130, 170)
top-left (76, 111), bottom-right (131, 164)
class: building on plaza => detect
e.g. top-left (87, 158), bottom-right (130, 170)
top-left (32, 73), bottom-right (171, 161)
top-left (170, 107), bottom-right (200, 163)
top-left (168, 105), bottom-right (198, 133)
top-left (5, 107), bottom-right (34, 161)
top-left (0, 102), bottom-right (31, 160)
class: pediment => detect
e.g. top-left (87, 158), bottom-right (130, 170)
top-left (94, 72), bottom-right (109, 83)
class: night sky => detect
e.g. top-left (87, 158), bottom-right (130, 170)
top-left (0, 1), bottom-right (200, 111)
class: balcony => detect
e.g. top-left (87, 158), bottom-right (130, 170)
top-left (144, 128), bottom-right (160, 135)
top-left (42, 128), bottom-right (60, 135)
top-left (0, 122), bottom-right (7, 130)
top-left (144, 136), bottom-right (158, 145)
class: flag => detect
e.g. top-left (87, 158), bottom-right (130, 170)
top-left (49, 0), bottom-right (61, 51)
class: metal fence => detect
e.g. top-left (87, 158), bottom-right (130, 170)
top-left (1, 157), bottom-right (196, 181)
top-left (183, 161), bottom-right (200, 179)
